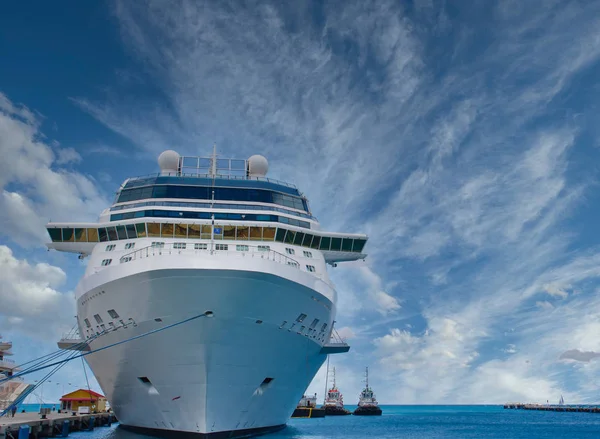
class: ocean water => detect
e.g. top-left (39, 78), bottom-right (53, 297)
top-left (58, 405), bottom-right (600, 439)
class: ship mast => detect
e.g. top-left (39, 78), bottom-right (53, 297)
top-left (365, 367), bottom-right (369, 389)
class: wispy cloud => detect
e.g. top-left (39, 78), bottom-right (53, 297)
top-left (61, 0), bottom-right (600, 403)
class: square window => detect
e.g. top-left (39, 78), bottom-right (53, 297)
top-left (173, 243), bottom-right (186, 249)
top-left (151, 242), bottom-right (165, 248)
top-left (258, 245), bottom-right (270, 251)
top-left (194, 243), bottom-right (207, 250)
top-left (303, 251), bottom-right (312, 258)
top-left (101, 259), bottom-right (112, 266)
top-left (93, 314), bottom-right (103, 324)
top-left (285, 248), bottom-right (295, 255)
top-left (107, 309), bottom-right (119, 319)
top-left (216, 244), bottom-right (228, 251)
top-left (105, 245), bottom-right (115, 252)
top-left (306, 265), bottom-right (316, 272)
top-left (236, 245), bottom-right (249, 251)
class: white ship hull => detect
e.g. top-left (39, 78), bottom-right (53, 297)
top-left (79, 257), bottom-right (335, 437)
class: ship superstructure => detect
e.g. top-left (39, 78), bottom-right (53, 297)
top-left (47, 150), bottom-right (367, 437)
top-left (0, 336), bottom-right (33, 413)
top-left (353, 367), bottom-right (382, 416)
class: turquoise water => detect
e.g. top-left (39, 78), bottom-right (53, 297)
top-left (17, 403), bottom-right (61, 412)
top-left (55, 405), bottom-right (600, 438)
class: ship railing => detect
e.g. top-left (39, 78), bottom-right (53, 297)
top-left (119, 242), bottom-right (302, 269)
top-left (124, 172), bottom-right (298, 189)
top-left (0, 359), bottom-right (15, 367)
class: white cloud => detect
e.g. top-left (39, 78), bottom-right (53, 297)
top-left (543, 283), bottom-right (569, 299)
top-left (0, 92), bottom-right (110, 246)
top-left (55, 147), bottom-right (82, 165)
top-left (559, 349), bottom-right (600, 363)
top-left (0, 245), bottom-right (75, 339)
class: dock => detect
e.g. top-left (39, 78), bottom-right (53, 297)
top-left (504, 403), bottom-right (600, 413)
top-left (0, 412), bottom-right (117, 438)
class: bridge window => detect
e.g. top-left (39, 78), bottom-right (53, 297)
top-left (62, 228), bottom-right (74, 242)
top-left (293, 232), bottom-right (305, 246)
top-left (310, 236), bottom-right (321, 249)
top-left (236, 226), bottom-right (249, 240)
top-left (188, 223), bottom-right (201, 239)
top-left (99, 228), bottom-right (108, 242)
top-left (330, 238), bottom-right (342, 251)
top-left (125, 224), bottom-right (137, 239)
top-left (284, 230), bottom-right (295, 244)
top-left (263, 227), bottom-right (276, 241)
top-left (249, 226), bottom-right (262, 240)
top-left (147, 223), bottom-right (160, 237)
top-left (353, 239), bottom-right (366, 253)
top-left (117, 225), bottom-right (128, 240)
top-left (223, 225), bottom-right (236, 239)
top-left (75, 228), bottom-right (86, 242)
top-left (135, 223), bottom-right (147, 237)
top-left (175, 223), bottom-right (187, 238)
top-left (86, 228), bottom-right (98, 242)
top-left (201, 225), bottom-right (212, 239)
top-left (341, 238), bottom-right (353, 252)
top-left (319, 237), bottom-right (331, 251)
top-left (106, 227), bottom-right (118, 241)
top-left (161, 223), bottom-right (174, 238)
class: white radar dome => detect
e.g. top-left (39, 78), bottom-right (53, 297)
top-left (158, 150), bottom-right (180, 174)
top-left (247, 154), bottom-right (268, 177)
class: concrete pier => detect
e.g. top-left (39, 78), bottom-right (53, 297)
top-left (504, 403), bottom-right (600, 413)
top-left (0, 412), bottom-right (117, 438)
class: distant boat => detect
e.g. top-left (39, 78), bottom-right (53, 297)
top-left (291, 393), bottom-right (325, 418)
top-left (322, 366), bottom-right (350, 416)
top-left (559, 395), bottom-right (565, 406)
top-left (353, 367), bottom-right (382, 416)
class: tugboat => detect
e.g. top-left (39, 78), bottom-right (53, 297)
top-left (322, 367), bottom-right (351, 416)
top-left (353, 367), bottom-right (382, 416)
top-left (291, 393), bottom-right (325, 418)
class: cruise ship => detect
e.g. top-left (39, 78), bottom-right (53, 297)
top-left (0, 335), bottom-right (33, 414)
top-left (48, 150), bottom-right (368, 437)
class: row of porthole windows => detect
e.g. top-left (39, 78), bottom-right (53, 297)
top-left (47, 223), bottom-right (367, 253)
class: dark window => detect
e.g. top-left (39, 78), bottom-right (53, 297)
top-left (319, 237), bottom-right (331, 250)
top-left (293, 232), bottom-right (305, 246)
top-left (98, 228), bottom-right (108, 242)
top-left (62, 228), bottom-right (74, 242)
top-left (310, 319), bottom-right (319, 329)
top-left (330, 238), bottom-right (342, 251)
top-left (353, 239), bottom-right (366, 253)
top-left (125, 224), bottom-right (137, 239)
top-left (341, 238), bottom-right (353, 252)
top-left (106, 227), bottom-right (118, 241)
top-left (138, 377), bottom-right (151, 384)
top-left (310, 236), bottom-right (321, 249)
top-left (261, 377), bottom-right (274, 385)
top-left (284, 230), bottom-right (295, 244)
top-left (107, 309), bottom-right (119, 319)
top-left (47, 228), bottom-right (62, 242)
top-left (93, 314), bottom-right (103, 324)
top-left (275, 228), bottom-right (286, 242)
top-left (296, 313), bottom-right (307, 323)
top-left (84, 318), bottom-right (91, 328)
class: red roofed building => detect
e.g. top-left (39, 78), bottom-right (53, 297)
top-left (60, 389), bottom-right (107, 413)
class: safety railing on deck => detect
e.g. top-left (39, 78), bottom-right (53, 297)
top-left (118, 242), bottom-right (301, 269)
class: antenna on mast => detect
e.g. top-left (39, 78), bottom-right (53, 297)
top-left (210, 143), bottom-right (217, 177)
top-left (366, 367), bottom-right (369, 389)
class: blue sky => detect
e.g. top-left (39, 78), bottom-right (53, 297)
top-left (3, 0), bottom-right (600, 405)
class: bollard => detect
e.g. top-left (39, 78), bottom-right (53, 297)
top-left (88, 417), bottom-right (94, 431)
top-left (61, 420), bottom-right (70, 438)
top-left (18, 425), bottom-right (30, 439)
